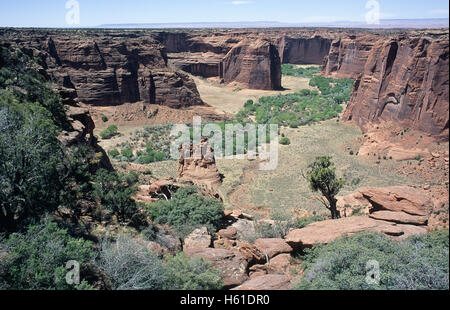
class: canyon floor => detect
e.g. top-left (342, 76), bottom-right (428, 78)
top-left (94, 68), bottom-right (449, 226)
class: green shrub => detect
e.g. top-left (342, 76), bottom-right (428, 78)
top-left (100, 125), bottom-right (118, 139)
top-left (93, 169), bottom-right (138, 223)
top-left (294, 215), bottom-right (326, 229)
top-left (165, 252), bottom-right (223, 290)
top-left (146, 187), bottom-right (224, 238)
top-left (0, 220), bottom-right (94, 290)
top-left (108, 149), bottom-right (120, 158)
top-left (101, 115), bottom-right (108, 122)
top-left (279, 137), bottom-right (291, 145)
top-left (295, 230), bottom-right (449, 290)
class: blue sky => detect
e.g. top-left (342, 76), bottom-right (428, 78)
top-left (0, 0), bottom-right (448, 27)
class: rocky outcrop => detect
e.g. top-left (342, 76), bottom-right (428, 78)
top-left (253, 238), bottom-right (293, 259)
top-left (340, 35), bottom-right (449, 138)
top-left (186, 248), bottom-right (249, 287)
top-left (183, 227), bottom-right (212, 253)
top-left (1, 29), bottom-right (205, 109)
top-left (178, 139), bottom-right (222, 198)
top-left (221, 39), bottom-right (282, 90)
top-left (285, 216), bottom-right (427, 249)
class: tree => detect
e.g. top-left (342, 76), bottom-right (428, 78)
top-left (304, 156), bottom-right (344, 219)
top-left (0, 219), bottom-right (95, 290)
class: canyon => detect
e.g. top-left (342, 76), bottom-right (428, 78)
top-left (0, 28), bottom-right (448, 138)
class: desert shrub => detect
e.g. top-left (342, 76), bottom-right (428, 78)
top-left (279, 137), bottom-right (291, 145)
top-left (146, 187), bottom-right (224, 238)
top-left (295, 230), bottom-right (449, 290)
top-left (0, 219), bottom-right (95, 290)
top-left (96, 235), bottom-right (168, 290)
top-left (244, 99), bottom-right (254, 108)
top-left (108, 149), bottom-right (120, 158)
top-left (282, 64), bottom-right (321, 78)
top-left (93, 169), bottom-right (138, 223)
top-left (165, 252), bottom-right (223, 290)
top-left (101, 115), bottom-right (108, 122)
top-left (100, 125), bottom-right (118, 139)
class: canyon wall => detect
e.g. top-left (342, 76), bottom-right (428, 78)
top-left (278, 35), bottom-right (332, 65)
top-left (0, 29), bottom-right (205, 109)
top-left (221, 39), bottom-right (282, 90)
top-left (342, 35), bottom-right (449, 138)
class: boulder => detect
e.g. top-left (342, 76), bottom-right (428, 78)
top-left (285, 216), bottom-right (427, 249)
top-left (369, 211), bottom-right (429, 226)
top-left (231, 219), bottom-right (256, 240)
top-left (359, 186), bottom-right (433, 216)
top-left (183, 227), bottom-right (211, 253)
top-left (231, 274), bottom-right (291, 290)
top-left (187, 248), bottom-right (249, 287)
top-left (217, 227), bottom-right (238, 240)
top-left (253, 238), bottom-right (293, 259)
top-left (269, 254), bottom-right (292, 274)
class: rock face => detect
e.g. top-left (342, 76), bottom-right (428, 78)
top-left (278, 35), bottom-right (332, 65)
top-left (1, 29), bottom-right (205, 109)
top-left (183, 227), bottom-right (212, 253)
top-left (221, 39), bottom-right (282, 90)
top-left (338, 35), bottom-right (449, 138)
top-left (187, 248), bottom-right (249, 287)
top-left (359, 186), bottom-right (433, 217)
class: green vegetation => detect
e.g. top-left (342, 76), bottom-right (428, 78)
top-left (236, 76), bottom-right (352, 127)
top-left (281, 64), bottom-right (321, 78)
top-left (0, 220), bottom-right (95, 290)
top-left (101, 115), bottom-right (108, 123)
top-left (96, 235), bottom-right (223, 290)
top-left (305, 156), bottom-right (345, 219)
top-left (279, 137), bottom-right (291, 145)
top-left (146, 187), bottom-right (224, 238)
top-left (100, 125), bottom-right (118, 139)
top-left (93, 169), bottom-right (139, 224)
top-left (295, 230), bottom-right (449, 290)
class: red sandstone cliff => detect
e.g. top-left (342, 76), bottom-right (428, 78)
top-left (221, 39), bottom-right (282, 90)
top-left (341, 34), bottom-right (449, 138)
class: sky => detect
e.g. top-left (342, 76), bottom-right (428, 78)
top-left (0, 0), bottom-right (448, 28)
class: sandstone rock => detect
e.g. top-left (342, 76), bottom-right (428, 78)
top-left (359, 186), bottom-right (433, 216)
top-left (253, 238), bottom-right (293, 259)
top-left (221, 39), bottom-right (282, 90)
top-left (369, 211), bottom-right (429, 226)
top-left (231, 219), bottom-right (256, 240)
top-left (236, 241), bottom-right (266, 265)
top-left (187, 248), bottom-right (249, 287)
top-left (183, 227), bottom-right (212, 253)
top-left (285, 216), bottom-right (425, 249)
top-left (178, 139), bottom-right (222, 198)
top-left (217, 227), bottom-right (238, 240)
top-left (231, 274), bottom-right (290, 290)
top-left (155, 231), bottom-right (181, 254)
top-left (269, 254), bottom-right (292, 274)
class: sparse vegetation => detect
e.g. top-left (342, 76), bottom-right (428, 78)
top-left (295, 230), bottom-right (449, 290)
top-left (281, 64), bottom-right (321, 78)
top-left (100, 125), bottom-right (119, 139)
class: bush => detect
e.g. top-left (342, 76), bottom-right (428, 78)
top-left (101, 115), bottom-right (108, 122)
top-left (108, 149), bottom-right (120, 158)
top-left (294, 215), bottom-right (326, 229)
top-left (279, 137), bottom-right (291, 145)
top-left (165, 252), bottom-right (223, 290)
top-left (100, 125), bottom-right (118, 139)
top-left (0, 219), bottom-right (95, 290)
top-left (93, 169), bottom-right (138, 223)
top-left (146, 187), bottom-right (224, 238)
top-left (295, 230), bottom-right (449, 290)
top-left (96, 235), bottom-right (168, 290)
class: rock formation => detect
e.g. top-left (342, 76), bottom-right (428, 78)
top-left (221, 39), bottom-right (282, 90)
top-left (177, 139), bottom-right (222, 198)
